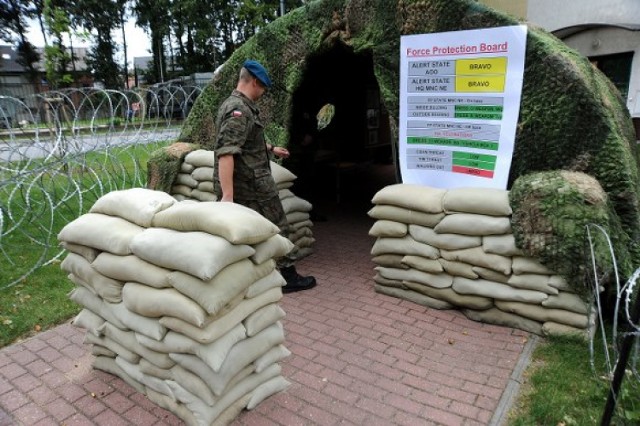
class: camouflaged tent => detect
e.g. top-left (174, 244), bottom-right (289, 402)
top-left (149, 0), bottom-right (640, 302)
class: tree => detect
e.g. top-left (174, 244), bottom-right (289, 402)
top-left (43, 0), bottom-right (74, 88)
top-left (72, 0), bottom-right (123, 88)
top-left (0, 0), bottom-right (41, 83)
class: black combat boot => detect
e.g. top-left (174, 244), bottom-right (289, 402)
top-left (280, 266), bottom-right (316, 293)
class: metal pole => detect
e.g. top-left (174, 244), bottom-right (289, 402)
top-left (600, 292), bottom-right (640, 425)
top-left (279, 0), bottom-right (285, 17)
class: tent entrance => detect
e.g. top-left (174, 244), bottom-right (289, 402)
top-left (286, 43), bottom-right (396, 205)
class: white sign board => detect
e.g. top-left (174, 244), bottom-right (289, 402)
top-left (399, 25), bottom-right (527, 189)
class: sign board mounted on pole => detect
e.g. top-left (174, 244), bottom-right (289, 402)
top-left (399, 25), bottom-right (527, 189)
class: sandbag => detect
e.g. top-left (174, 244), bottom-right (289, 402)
top-left (89, 188), bottom-right (176, 227)
top-left (371, 184), bottom-right (446, 214)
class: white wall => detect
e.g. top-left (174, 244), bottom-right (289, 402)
top-left (527, 0), bottom-right (640, 118)
top-left (527, 0), bottom-right (640, 32)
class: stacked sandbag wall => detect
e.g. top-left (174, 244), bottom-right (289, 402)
top-left (58, 188), bottom-right (293, 425)
top-left (369, 184), bottom-right (596, 338)
top-left (167, 148), bottom-right (315, 259)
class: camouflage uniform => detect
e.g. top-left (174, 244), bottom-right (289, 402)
top-left (213, 90), bottom-right (296, 267)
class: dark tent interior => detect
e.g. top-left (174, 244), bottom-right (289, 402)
top-left (284, 43), bottom-right (397, 212)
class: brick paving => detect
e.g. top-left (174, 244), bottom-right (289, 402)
top-left (0, 164), bottom-right (532, 425)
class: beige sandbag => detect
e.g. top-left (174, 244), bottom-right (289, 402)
top-left (89, 188), bottom-right (176, 228)
top-left (180, 161), bottom-right (195, 173)
top-left (167, 366), bottom-right (275, 424)
top-left (434, 213), bottom-right (511, 236)
top-left (58, 213), bottom-right (144, 255)
top-left (401, 255), bottom-right (443, 273)
top-left (376, 266), bottom-right (453, 289)
top-left (168, 259), bottom-right (275, 316)
top-left (244, 303), bottom-right (286, 336)
top-left (61, 253), bottom-right (124, 303)
top-left (441, 247), bottom-right (512, 275)
top-left (373, 273), bottom-right (404, 288)
top-left (92, 252), bottom-right (171, 289)
top-left (472, 266), bottom-right (510, 283)
top-left (172, 194), bottom-right (188, 201)
top-left (169, 364), bottom-right (216, 406)
top-left (152, 201), bottom-right (280, 245)
top-left (452, 277), bottom-right (548, 304)
top-left (169, 322), bottom-right (285, 396)
top-left (368, 205), bottom-right (444, 227)
top-left (293, 236), bottom-right (315, 248)
top-left (184, 149), bottom-right (216, 167)
top-left (145, 387), bottom-right (198, 426)
top-left (542, 321), bottom-right (592, 339)
top-left (115, 356), bottom-right (175, 398)
top-left (251, 234), bottom-right (295, 264)
top-left (482, 234), bottom-right (523, 256)
top-left (71, 308), bottom-right (105, 336)
top-left (277, 181), bottom-right (294, 190)
top-left (512, 256), bottom-right (552, 274)
top-left (139, 324), bottom-right (246, 373)
top-left (122, 282), bottom-right (207, 327)
top-left (198, 181), bottom-right (214, 192)
top-left (438, 259), bottom-right (479, 279)
top-left (371, 184), bottom-right (446, 213)
top-left (130, 229), bottom-right (255, 281)
top-left (191, 166), bottom-right (215, 182)
top-left (60, 241), bottom-right (99, 262)
top-left (91, 345), bottom-right (116, 358)
top-left (443, 187), bottom-right (511, 216)
top-left (92, 356), bottom-right (145, 394)
top-left (281, 196), bottom-right (312, 214)
top-left (84, 333), bottom-right (140, 364)
top-left (99, 323), bottom-right (174, 369)
top-left (373, 254), bottom-right (410, 269)
top-left (190, 189), bottom-right (217, 202)
top-left (270, 161), bottom-right (297, 184)
top-left (171, 184), bottom-right (193, 197)
top-left (246, 269), bottom-right (286, 298)
top-left (278, 188), bottom-right (294, 200)
top-left (495, 300), bottom-right (589, 329)
top-left (369, 220), bottom-right (408, 238)
top-left (404, 282), bottom-right (493, 310)
top-left (409, 224), bottom-right (481, 250)
top-left (176, 173), bottom-right (199, 188)
top-left (68, 286), bottom-right (126, 329)
top-left (247, 375), bottom-right (290, 410)
top-left (371, 236), bottom-right (439, 259)
top-left (374, 284), bottom-right (454, 310)
top-left (462, 308), bottom-right (543, 335)
top-left (160, 287), bottom-right (282, 344)
top-left (290, 227), bottom-right (313, 242)
top-left (290, 219), bottom-right (313, 231)
top-left (507, 274), bottom-right (558, 295)
top-left (286, 211), bottom-right (310, 224)
top-left (548, 275), bottom-right (573, 291)
top-left (542, 292), bottom-right (589, 314)
top-left (139, 357), bottom-right (173, 380)
top-left (254, 344), bottom-right (291, 373)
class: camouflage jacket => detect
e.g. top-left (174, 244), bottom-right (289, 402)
top-left (213, 90), bottom-right (276, 202)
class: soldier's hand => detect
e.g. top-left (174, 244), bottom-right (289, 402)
top-left (273, 146), bottom-right (290, 159)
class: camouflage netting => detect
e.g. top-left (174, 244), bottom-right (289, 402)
top-left (149, 0), bottom-right (640, 301)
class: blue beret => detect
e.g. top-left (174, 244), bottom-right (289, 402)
top-left (243, 60), bottom-right (272, 88)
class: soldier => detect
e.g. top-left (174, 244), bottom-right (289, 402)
top-left (213, 60), bottom-right (317, 293)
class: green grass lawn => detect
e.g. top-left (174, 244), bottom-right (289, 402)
top-left (0, 141), bottom-right (167, 346)
top-left (509, 333), bottom-right (640, 425)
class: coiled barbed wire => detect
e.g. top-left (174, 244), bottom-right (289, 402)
top-left (0, 84), bottom-right (203, 289)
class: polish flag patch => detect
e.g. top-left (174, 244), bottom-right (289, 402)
top-left (232, 110), bottom-right (243, 117)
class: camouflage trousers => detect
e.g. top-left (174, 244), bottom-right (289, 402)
top-left (236, 195), bottom-right (298, 268)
